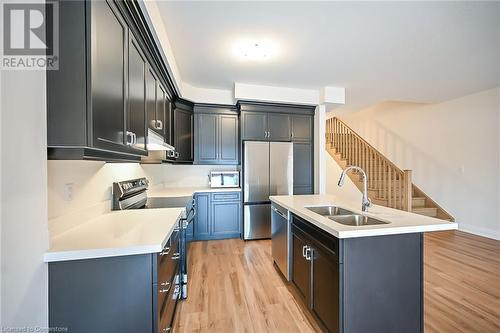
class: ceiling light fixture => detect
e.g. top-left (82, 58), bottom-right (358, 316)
top-left (232, 39), bottom-right (277, 61)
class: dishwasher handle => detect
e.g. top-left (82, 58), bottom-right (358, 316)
top-left (272, 206), bottom-right (288, 220)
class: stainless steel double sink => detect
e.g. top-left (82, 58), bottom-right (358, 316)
top-left (305, 205), bottom-right (389, 226)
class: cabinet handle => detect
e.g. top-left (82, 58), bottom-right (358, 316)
top-left (160, 247), bottom-right (170, 256)
top-left (156, 120), bottom-right (163, 130)
top-left (172, 252), bottom-right (180, 260)
top-left (126, 131), bottom-right (134, 145)
top-left (303, 245), bottom-right (312, 260)
top-left (173, 285), bottom-right (181, 300)
top-left (162, 327), bottom-right (171, 332)
top-left (159, 284), bottom-right (171, 293)
top-left (160, 281), bottom-right (171, 287)
top-left (305, 247), bottom-right (312, 261)
top-left (291, 131), bottom-right (294, 139)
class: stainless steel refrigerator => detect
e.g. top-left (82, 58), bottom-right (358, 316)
top-left (243, 141), bottom-right (293, 240)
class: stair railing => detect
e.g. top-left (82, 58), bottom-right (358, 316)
top-left (326, 117), bottom-right (412, 211)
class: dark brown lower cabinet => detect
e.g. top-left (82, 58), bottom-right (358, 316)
top-left (49, 223), bottom-right (181, 333)
top-left (292, 216), bottom-right (339, 333)
top-left (311, 241), bottom-right (340, 333)
top-left (292, 228), bottom-right (312, 303)
top-left (291, 214), bottom-right (423, 333)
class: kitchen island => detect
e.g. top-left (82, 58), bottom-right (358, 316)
top-left (270, 194), bottom-right (457, 333)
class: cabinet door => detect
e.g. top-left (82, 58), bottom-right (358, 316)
top-left (164, 99), bottom-right (172, 145)
top-left (293, 142), bottom-right (313, 195)
top-left (268, 113), bottom-right (291, 141)
top-left (241, 111), bottom-right (267, 140)
top-left (212, 201), bottom-right (241, 239)
top-left (293, 142), bottom-right (314, 194)
top-left (195, 113), bottom-right (218, 163)
top-left (145, 67), bottom-right (158, 134)
top-left (127, 32), bottom-right (147, 154)
top-left (91, 0), bottom-right (127, 151)
top-left (292, 230), bottom-right (311, 304)
top-left (291, 115), bottom-right (312, 141)
top-left (219, 115), bottom-right (239, 164)
top-left (311, 245), bottom-right (340, 333)
top-left (156, 82), bottom-right (167, 139)
top-left (194, 193), bottom-right (210, 240)
top-left (173, 108), bottom-right (193, 162)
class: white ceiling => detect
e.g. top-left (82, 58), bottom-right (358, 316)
top-left (157, 1), bottom-right (500, 110)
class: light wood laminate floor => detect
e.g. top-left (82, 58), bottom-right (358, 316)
top-left (424, 231), bottom-right (500, 333)
top-left (174, 231), bottom-right (500, 333)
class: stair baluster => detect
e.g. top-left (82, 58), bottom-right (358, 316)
top-left (326, 117), bottom-right (454, 220)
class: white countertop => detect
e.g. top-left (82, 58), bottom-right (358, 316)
top-left (44, 208), bottom-right (184, 262)
top-left (270, 194), bottom-right (457, 239)
top-left (45, 186), bottom-right (241, 262)
top-left (148, 186), bottom-right (241, 198)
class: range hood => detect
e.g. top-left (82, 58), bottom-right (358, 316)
top-left (147, 129), bottom-right (175, 151)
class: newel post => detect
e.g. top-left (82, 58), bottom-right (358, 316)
top-left (403, 170), bottom-right (413, 212)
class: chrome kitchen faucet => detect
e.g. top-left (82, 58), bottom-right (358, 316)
top-left (338, 166), bottom-right (371, 212)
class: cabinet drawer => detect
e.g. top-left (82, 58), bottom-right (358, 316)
top-left (292, 214), bottom-right (340, 262)
top-left (157, 241), bottom-right (179, 288)
top-left (158, 279), bottom-right (180, 333)
top-left (211, 192), bottom-right (241, 202)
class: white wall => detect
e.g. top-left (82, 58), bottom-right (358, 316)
top-left (314, 105), bottom-right (326, 194)
top-left (336, 87), bottom-right (500, 239)
top-left (325, 153), bottom-right (362, 203)
top-left (1, 70), bottom-right (49, 327)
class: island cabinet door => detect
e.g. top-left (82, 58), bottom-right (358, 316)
top-left (292, 229), bottom-right (312, 304)
top-left (310, 244), bottom-right (340, 333)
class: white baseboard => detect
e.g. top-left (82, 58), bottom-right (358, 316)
top-left (458, 223), bottom-right (500, 241)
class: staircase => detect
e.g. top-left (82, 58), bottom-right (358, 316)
top-left (326, 117), bottom-right (454, 221)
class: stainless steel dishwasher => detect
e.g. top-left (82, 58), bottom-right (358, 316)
top-left (271, 203), bottom-right (291, 280)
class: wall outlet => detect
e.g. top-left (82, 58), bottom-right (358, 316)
top-left (64, 183), bottom-right (74, 201)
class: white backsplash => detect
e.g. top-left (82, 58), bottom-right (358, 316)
top-left (47, 160), bottom-right (238, 236)
top-left (152, 164), bottom-right (238, 188)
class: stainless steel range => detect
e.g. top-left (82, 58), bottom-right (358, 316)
top-left (112, 177), bottom-right (195, 300)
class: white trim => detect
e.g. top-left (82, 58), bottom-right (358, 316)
top-left (235, 82), bottom-right (319, 105)
top-left (182, 83), bottom-right (234, 105)
top-left (314, 105), bottom-right (326, 194)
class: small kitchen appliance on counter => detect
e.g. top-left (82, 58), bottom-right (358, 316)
top-left (209, 170), bottom-right (240, 188)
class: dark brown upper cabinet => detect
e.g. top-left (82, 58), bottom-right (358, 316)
top-left (194, 105), bottom-right (239, 165)
top-left (171, 99), bottom-right (194, 163)
top-left (47, 0), bottom-right (175, 162)
top-left (127, 31), bottom-right (148, 154)
top-left (239, 101), bottom-right (314, 142)
top-left (291, 114), bottom-right (313, 141)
